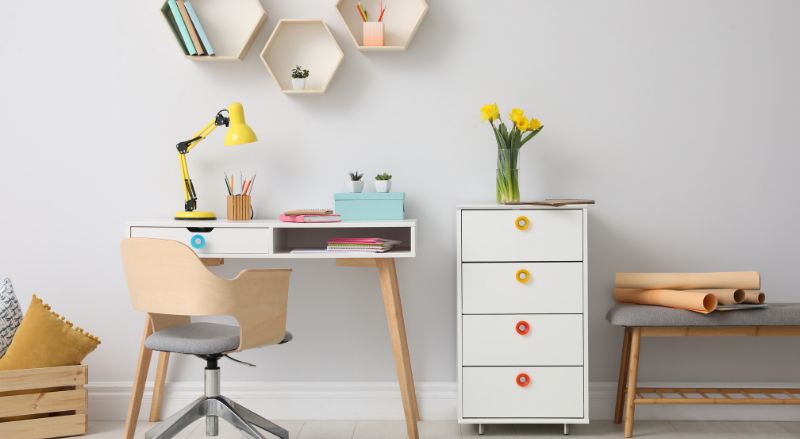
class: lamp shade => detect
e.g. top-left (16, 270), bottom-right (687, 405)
top-left (223, 102), bottom-right (258, 146)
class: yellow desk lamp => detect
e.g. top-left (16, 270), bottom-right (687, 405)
top-left (174, 102), bottom-right (257, 220)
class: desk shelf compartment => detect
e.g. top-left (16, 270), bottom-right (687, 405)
top-left (259, 19), bottom-right (344, 94)
top-left (160, 0), bottom-right (267, 61)
top-left (334, 0), bottom-right (428, 51)
top-left (272, 226), bottom-right (413, 257)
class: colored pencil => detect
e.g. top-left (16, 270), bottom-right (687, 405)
top-left (247, 174), bottom-right (257, 195)
top-left (356, 3), bottom-right (366, 22)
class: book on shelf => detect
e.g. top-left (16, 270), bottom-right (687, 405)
top-left (284, 209), bottom-right (334, 216)
top-left (176, 0), bottom-right (205, 55)
top-left (326, 238), bottom-right (401, 253)
top-left (279, 213), bottom-right (341, 223)
top-left (166, 0), bottom-right (197, 55)
top-left (183, 0), bottom-right (214, 55)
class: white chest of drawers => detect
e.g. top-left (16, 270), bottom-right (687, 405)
top-left (457, 205), bottom-right (589, 434)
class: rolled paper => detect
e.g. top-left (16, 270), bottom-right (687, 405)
top-left (743, 290), bottom-right (766, 304)
top-left (613, 288), bottom-right (718, 314)
top-left (688, 289), bottom-right (745, 305)
top-left (615, 272), bottom-right (760, 290)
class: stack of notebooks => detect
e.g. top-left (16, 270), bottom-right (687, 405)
top-left (163, 0), bottom-right (215, 56)
top-left (326, 238), bottom-right (401, 253)
top-left (279, 209), bottom-right (341, 223)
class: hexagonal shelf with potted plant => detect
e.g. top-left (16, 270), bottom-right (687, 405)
top-left (335, 0), bottom-right (428, 51)
top-left (260, 19), bottom-right (344, 95)
top-left (160, 0), bottom-right (267, 61)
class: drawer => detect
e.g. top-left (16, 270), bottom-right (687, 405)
top-left (461, 210), bottom-right (582, 262)
top-left (129, 227), bottom-right (271, 255)
top-left (462, 367), bottom-right (583, 418)
top-left (462, 314), bottom-right (582, 366)
top-left (462, 263), bottom-right (582, 314)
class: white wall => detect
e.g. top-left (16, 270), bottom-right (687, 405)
top-left (2, 0), bottom-right (800, 419)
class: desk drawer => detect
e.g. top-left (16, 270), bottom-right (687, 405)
top-left (129, 227), bottom-right (271, 255)
top-left (462, 263), bottom-right (582, 314)
top-left (462, 314), bottom-right (582, 366)
top-left (462, 366), bottom-right (583, 418)
top-left (461, 210), bottom-right (582, 262)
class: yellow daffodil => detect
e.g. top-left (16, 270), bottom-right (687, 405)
top-left (509, 108), bottom-right (525, 123)
top-left (515, 116), bottom-right (530, 131)
top-left (480, 103), bottom-right (500, 122)
top-left (528, 118), bottom-right (542, 131)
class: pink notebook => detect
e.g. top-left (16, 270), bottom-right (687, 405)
top-left (327, 237), bottom-right (388, 244)
top-left (279, 214), bottom-right (341, 223)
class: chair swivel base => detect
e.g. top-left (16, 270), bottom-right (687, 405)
top-left (146, 354), bottom-right (286, 439)
top-left (145, 395), bottom-right (287, 439)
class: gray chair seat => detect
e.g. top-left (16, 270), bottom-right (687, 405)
top-left (607, 303), bottom-right (800, 327)
top-left (146, 322), bottom-right (240, 355)
top-left (146, 322), bottom-right (293, 355)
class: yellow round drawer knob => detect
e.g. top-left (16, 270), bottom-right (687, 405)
top-left (515, 215), bottom-right (530, 231)
top-left (516, 269), bottom-right (531, 283)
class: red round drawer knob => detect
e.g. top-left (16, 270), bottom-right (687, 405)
top-left (516, 373), bottom-right (531, 387)
top-left (516, 321), bottom-right (530, 335)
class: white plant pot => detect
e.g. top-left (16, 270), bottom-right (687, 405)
top-left (346, 180), bottom-right (364, 193)
top-left (291, 78), bottom-right (306, 90)
top-left (374, 180), bottom-right (392, 193)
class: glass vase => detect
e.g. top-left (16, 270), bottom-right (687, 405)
top-left (496, 148), bottom-right (520, 204)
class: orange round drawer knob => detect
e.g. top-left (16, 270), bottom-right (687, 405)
top-left (516, 269), bottom-right (531, 283)
top-left (516, 321), bottom-right (530, 335)
top-left (515, 215), bottom-right (530, 231)
top-left (516, 373), bottom-right (531, 387)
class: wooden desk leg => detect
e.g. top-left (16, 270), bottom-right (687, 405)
top-left (376, 258), bottom-right (420, 439)
top-left (149, 352), bottom-right (171, 422)
top-left (124, 317), bottom-right (155, 439)
top-left (614, 328), bottom-right (633, 424)
top-left (623, 328), bottom-right (642, 438)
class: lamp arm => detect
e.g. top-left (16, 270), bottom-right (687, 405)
top-left (176, 116), bottom-right (225, 212)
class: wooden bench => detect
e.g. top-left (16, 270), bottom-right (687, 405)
top-left (607, 303), bottom-right (800, 438)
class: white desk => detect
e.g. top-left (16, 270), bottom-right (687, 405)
top-left (123, 219), bottom-right (419, 439)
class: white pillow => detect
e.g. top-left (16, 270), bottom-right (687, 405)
top-left (0, 278), bottom-right (23, 357)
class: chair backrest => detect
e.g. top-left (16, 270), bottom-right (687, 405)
top-left (120, 238), bottom-right (291, 350)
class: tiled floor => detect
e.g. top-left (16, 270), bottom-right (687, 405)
top-left (87, 420), bottom-right (800, 438)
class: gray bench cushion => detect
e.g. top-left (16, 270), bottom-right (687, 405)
top-left (607, 303), bottom-right (800, 327)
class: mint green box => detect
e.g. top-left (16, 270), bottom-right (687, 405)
top-left (334, 192), bottom-right (405, 221)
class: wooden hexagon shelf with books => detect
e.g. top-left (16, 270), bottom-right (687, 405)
top-left (260, 19), bottom-right (344, 95)
top-left (161, 0), bottom-right (267, 61)
top-left (335, 0), bottom-right (428, 51)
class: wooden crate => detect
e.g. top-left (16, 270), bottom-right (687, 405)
top-left (0, 365), bottom-right (87, 439)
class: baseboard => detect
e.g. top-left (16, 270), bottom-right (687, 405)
top-left (88, 380), bottom-right (800, 422)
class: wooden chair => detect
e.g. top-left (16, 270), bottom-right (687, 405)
top-left (121, 238), bottom-right (293, 439)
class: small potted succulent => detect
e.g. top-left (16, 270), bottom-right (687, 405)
top-left (291, 65), bottom-right (310, 90)
top-left (374, 172), bottom-right (392, 193)
top-left (347, 171), bottom-right (364, 193)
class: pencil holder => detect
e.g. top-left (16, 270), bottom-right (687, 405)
top-left (227, 195), bottom-right (252, 221)
top-left (363, 22), bottom-right (384, 46)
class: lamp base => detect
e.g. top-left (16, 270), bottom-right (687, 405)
top-left (175, 211), bottom-right (217, 220)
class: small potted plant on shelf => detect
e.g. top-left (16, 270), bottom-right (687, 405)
top-left (347, 171), bottom-right (364, 193)
top-left (291, 65), bottom-right (310, 90)
top-left (374, 172), bottom-right (392, 193)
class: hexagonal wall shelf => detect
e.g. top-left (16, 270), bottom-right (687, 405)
top-left (160, 0), bottom-right (267, 61)
top-left (335, 0), bottom-right (428, 51)
top-left (260, 19), bottom-right (344, 95)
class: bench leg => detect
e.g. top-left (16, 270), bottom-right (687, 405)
top-left (614, 327), bottom-right (633, 424)
top-left (623, 328), bottom-right (641, 438)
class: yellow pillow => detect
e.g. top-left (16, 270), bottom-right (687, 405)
top-left (0, 295), bottom-right (100, 371)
